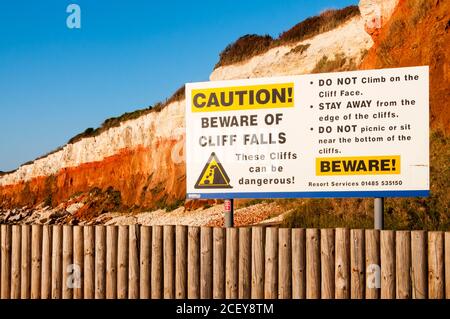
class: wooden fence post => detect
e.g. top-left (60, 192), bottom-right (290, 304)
top-left (128, 224), bottom-right (140, 299)
top-left (95, 225), bottom-right (106, 299)
top-left (139, 226), bottom-right (151, 299)
top-left (11, 225), bottom-right (21, 299)
top-left (175, 225), bottom-right (187, 299)
top-left (264, 227), bottom-right (278, 299)
top-left (365, 229), bottom-right (380, 299)
top-left (350, 229), bottom-right (365, 299)
top-left (117, 225), bottom-right (129, 299)
top-left (1, 225), bottom-right (448, 300)
top-left (411, 230), bottom-right (427, 299)
top-left (238, 227), bottom-right (251, 299)
top-left (213, 227), bottom-right (225, 299)
top-left (1, 224), bottom-right (11, 299)
top-left (335, 228), bottom-right (350, 299)
top-left (163, 225), bottom-right (175, 299)
top-left (188, 226), bottom-right (200, 299)
top-left (73, 226), bottom-right (84, 299)
top-left (306, 228), bottom-right (320, 299)
top-left (251, 227), bottom-right (265, 299)
top-left (31, 225), bottom-right (42, 299)
top-left (428, 231), bottom-right (444, 299)
top-left (278, 228), bottom-right (292, 299)
top-left (83, 226), bottom-right (95, 299)
top-left (41, 225), bottom-right (52, 299)
top-left (51, 225), bottom-right (63, 299)
top-left (292, 228), bottom-right (306, 299)
top-left (445, 232), bottom-right (450, 299)
top-left (106, 225), bottom-right (118, 299)
top-left (151, 225), bottom-right (163, 299)
top-left (321, 228), bottom-right (335, 299)
top-left (20, 225), bottom-right (31, 299)
top-left (396, 231), bottom-right (411, 299)
top-left (225, 228), bottom-right (238, 299)
top-left (200, 227), bottom-right (213, 299)
top-left (380, 230), bottom-right (395, 299)
top-left (62, 225), bottom-right (73, 299)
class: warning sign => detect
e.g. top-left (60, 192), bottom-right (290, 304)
top-left (316, 156), bottom-right (401, 176)
top-left (194, 152), bottom-right (232, 189)
top-left (185, 67), bottom-right (429, 199)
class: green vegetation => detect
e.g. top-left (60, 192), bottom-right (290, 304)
top-left (164, 199), bottom-right (185, 212)
top-left (215, 5), bottom-right (359, 68)
top-left (105, 186), bottom-right (122, 208)
top-left (282, 199), bottom-right (374, 229)
top-left (276, 6), bottom-right (359, 44)
top-left (165, 85), bottom-right (186, 106)
top-left (77, 186), bottom-right (123, 219)
top-left (67, 108), bottom-right (155, 144)
top-left (235, 198), bottom-right (267, 209)
top-left (20, 181), bottom-right (36, 207)
top-left (408, 0), bottom-right (432, 24)
top-left (287, 43), bottom-right (311, 56)
top-left (383, 130), bottom-right (450, 230)
top-left (3, 85), bottom-right (186, 174)
top-left (69, 191), bottom-right (83, 199)
top-left (66, 85), bottom-right (185, 145)
top-left (215, 34), bottom-right (274, 68)
top-left (282, 130), bottom-right (450, 230)
top-left (43, 174), bottom-right (57, 208)
top-left (312, 53), bottom-right (356, 73)
top-left (150, 182), bottom-right (165, 196)
top-left (360, 48), bottom-right (369, 60)
top-left (44, 194), bottom-right (53, 208)
top-left (378, 19), bottom-right (407, 67)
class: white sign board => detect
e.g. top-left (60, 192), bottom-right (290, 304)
top-left (185, 66), bottom-right (429, 199)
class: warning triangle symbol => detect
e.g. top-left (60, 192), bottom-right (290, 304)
top-left (194, 152), bottom-right (232, 189)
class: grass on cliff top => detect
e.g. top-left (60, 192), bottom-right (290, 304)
top-left (67, 85), bottom-right (185, 145)
top-left (311, 52), bottom-right (358, 73)
top-left (215, 5), bottom-right (359, 69)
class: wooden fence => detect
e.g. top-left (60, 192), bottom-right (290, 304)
top-left (0, 224), bottom-right (449, 299)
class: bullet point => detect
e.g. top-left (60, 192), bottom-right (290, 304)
top-left (310, 128), bottom-right (313, 131)
top-left (310, 81), bottom-right (313, 85)
top-left (310, 105), bottom-right (313, 108)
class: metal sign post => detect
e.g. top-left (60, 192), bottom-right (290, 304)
top-left (374, 197), bottom-right (384, 230)
top-left (224, 199), bottom-right (234, 227)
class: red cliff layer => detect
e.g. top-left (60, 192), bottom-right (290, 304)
top-left (0, 141), bottom-right (185, 212)
top-left (360, 0), bottom-right (450, 133)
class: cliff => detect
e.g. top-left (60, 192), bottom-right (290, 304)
top-left (360, 0), bottom-right (450, 132)
top-left (0, 100), bottom-right (186, 212)
top-left (1, 0), bottom-right (446, 223)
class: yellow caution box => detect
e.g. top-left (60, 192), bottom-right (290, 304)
top-left (191, 83), bottom-right (294, 112)
top-left (316, 155), bottom-right (401, 176)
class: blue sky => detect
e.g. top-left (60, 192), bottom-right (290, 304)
top-left (0, 0), bottom-right (357, 171)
